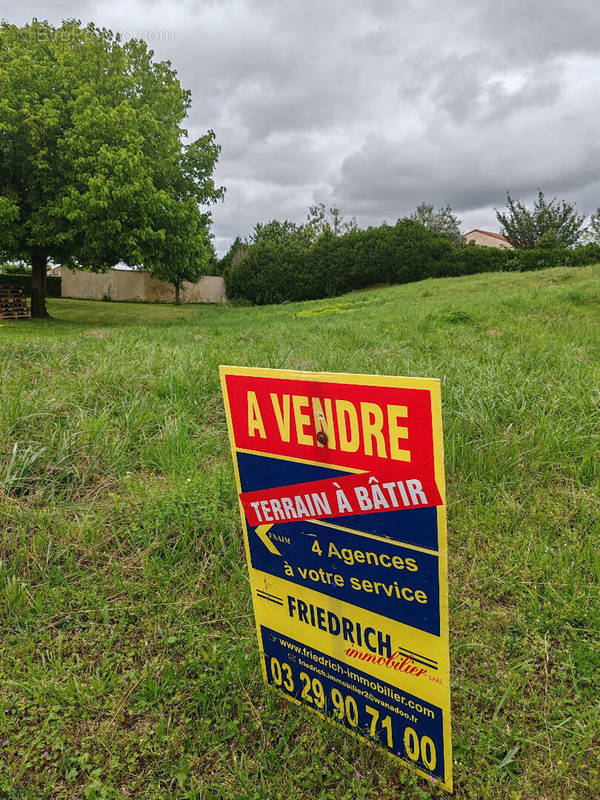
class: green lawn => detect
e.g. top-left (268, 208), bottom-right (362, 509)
top-left (1, 265), bottom-right (599, 800)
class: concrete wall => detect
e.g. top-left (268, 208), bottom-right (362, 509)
top-left (53, 267), bottom-right (226, 304)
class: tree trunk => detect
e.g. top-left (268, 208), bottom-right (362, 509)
top-left (31, 251), bottom-right (49, 318)
top-left (174, 283), bottom-right (181, 305)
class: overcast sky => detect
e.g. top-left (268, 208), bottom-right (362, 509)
top-left (5, 0), bottom-right (600, 254)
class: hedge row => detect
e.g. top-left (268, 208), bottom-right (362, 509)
top-left (0, 273), bottom-right (62, 297)
top-left (224, 220), bottom-right (600, 305)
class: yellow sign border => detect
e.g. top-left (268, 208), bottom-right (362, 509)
top-left (219, 365), bottom-right (452, 793)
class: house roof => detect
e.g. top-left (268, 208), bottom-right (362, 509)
top-left (464, 229), bottom-right (511, 243)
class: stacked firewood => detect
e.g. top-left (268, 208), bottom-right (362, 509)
top-left (0, 285), bottom-right (30, 319)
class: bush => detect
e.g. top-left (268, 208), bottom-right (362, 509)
top-left (568, 243), bottom-right (600, 265)
top-left (460, 246), bottom-right (512, 275)
top-left (224, 239), bottom-right (312, 305)
top-left (0, 273), bottom-right (62, 297)
top-left (224, 224), bottom-right (599, 305)
top-left (226, 221), bottom-right (454, 304)
top-left (1, 262), bottom-right (31, 274)
top-left (219, 236), bottom-right (248, 278)
top-left (510, 248), bottom-right (570, 271)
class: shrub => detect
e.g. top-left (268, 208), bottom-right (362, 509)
top-left (455, 246), bottom-right (512, 276)
top-left (225, 221), bottom-right (453, 304)
top-left (224, 239), bottom-right (312, 305)
top-left (568, 243), bottom-right (600, 265)
top-left (1, 262), bottom-right (31, 274)
top-left (511, 248), bottom-right (570, 271)
top-left (224, 223), bottom-right (599, 305)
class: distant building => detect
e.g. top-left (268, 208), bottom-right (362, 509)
top-left (464, 229), bottom-right (514, 249)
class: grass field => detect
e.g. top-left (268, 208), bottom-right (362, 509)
top-left (0, 265), bottom-right (599, 800)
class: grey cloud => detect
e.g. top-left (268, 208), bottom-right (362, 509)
top-left (210, 178), bottom-right (313, 245)
top-left (421, 54), bottom-right (564, 124)
top-left (231, 134), bottom-right (337, 186)
top-left (5, 0), bottom-right (600, 253)
top-left (471, 0), bottom-right (600, 61)
top-left (334, 100), bottom-right (600, 223)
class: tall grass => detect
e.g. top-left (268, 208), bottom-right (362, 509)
top-left (0, 265), bottom-right (598, 799)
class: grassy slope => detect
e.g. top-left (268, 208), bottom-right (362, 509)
top-left (0, 265), bottom-right (599, 800)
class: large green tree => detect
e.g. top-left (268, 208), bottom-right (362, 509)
top-left (496, 190), bottom-right (585, 250)
top-left (0, 19), bottom-right (223, 317)
top-left (409, 202), bottom-right (464, 248)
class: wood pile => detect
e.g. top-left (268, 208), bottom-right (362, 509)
top-left (0, 285), bottom-right (31, 319)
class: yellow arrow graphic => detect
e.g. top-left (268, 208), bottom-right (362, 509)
top-left (254, 524), bottom-right (281, 555)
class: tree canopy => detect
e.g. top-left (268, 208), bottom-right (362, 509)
top-left (248, 219), bottom-right (312, 249)
top-left (585, 208), bottom-right (600, 245)
top-left (305, 203), bottom-right (358, 239)
top-left (496, 191), bottom-right (585, 250)
top-left (0, 19), bottom-right (223, 316)
top-left (238, 205), bottom-right (357, 256)
top-left (409, 202), bottom-right (464, 248)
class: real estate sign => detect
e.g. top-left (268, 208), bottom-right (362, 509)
top-left (220, 366), bottom-right (452, 792)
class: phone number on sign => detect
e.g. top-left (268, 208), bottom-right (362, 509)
top-left (266, 653), bottom-right (439, 775)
